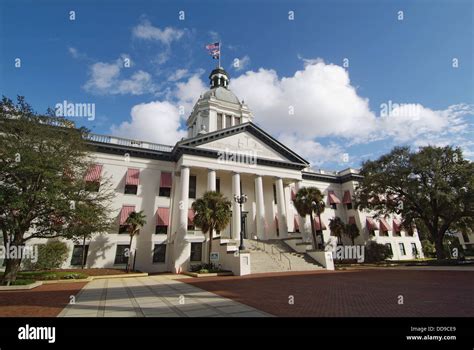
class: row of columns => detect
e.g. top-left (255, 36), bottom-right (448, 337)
top-left (173, 166), bottom-right (295, 272)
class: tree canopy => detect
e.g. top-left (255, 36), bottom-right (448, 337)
top-left (354, 145), bottom-right (473, 259)
top-left (0, 96), bottom-right (113, 283)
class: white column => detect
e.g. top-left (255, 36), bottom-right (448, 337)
top-left (207, 169), bottom-right (216, 191)
top-left (173, 166), bottom-right (191, 273)
top-left (232, 172), bottom-right (241, 242)
top-left (275, 177), bottom-right (288, 238)
top-left (295, 180), bottom-right (308, 241)
top-left (255, 175), bottom-right (265, 240)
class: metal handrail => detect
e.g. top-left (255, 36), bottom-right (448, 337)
top-left (271, 245), bottom-right (292, 270)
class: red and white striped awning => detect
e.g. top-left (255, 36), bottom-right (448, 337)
top-left (379, 218), bottom-right (391, 232)
top-left (84, 164), bottom-right (103, 182)
top-left (314, 216), bottom-right (327, 230)
top-left (343, 190), bottom-right (352, 204)
top-left (393, 219), bottom-right (402, 232)
top-left (366, 217), bottom-right (379, 230)
top-left (328, 190), bottom-right (341, 204)
top-left (348, 216), bottom-right (356, 225)
top-left (160, 172), bottom-right (172, 188)
top-left (188, 209), bottom-right (195, 225)
top-left (126, 168), bottom-right (140, 185)
top-left (294, 216), bottom-right (300, 231)
top-left (119, 205), bottom-right (135, 225)
top-left (156, 207), bottom-right (170, 226)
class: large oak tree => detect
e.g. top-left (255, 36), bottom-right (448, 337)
top-left (354, 146), bottom-right (473, 260)
top-left (0, 96), bottom-right (113, 284)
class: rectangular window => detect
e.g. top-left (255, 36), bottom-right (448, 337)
top-left (114, 245), bottom-right (130, 265)
top-left (124, 184), bottom-right (138, 195)
top-left (216, 178), bottom-right (221, 193)
top-left (159, 187), bottom-right (171, 197)
top-left (346, 203), bottom-right (353, 210)
top-left (153, 244), bottom-right (166, 263)
top-left (385, 243), bottom-right (393, 255)
top-left (399, 243), bottom-right (406, 256)
top-left (369, 229), bottom-right (375, 236)
top-left (331, 203), bottom-right (337, 210)
top-left (217, 113), bottom-right (223, 130)
top-left (190, 243), bottom-right (202, 262)
top-left (411, 243), bottom-right (418, 256)
top-left (189, 175), bottom-right (197, 199)
top-left (159, 172), bottom-right (172, 197)
top-left (273, 184), bottom-right (277, 204)
top-left (118, 225), bottom-right (129, 234)
top-left (71, 245), bottom-right (89, 266)
top-left (234, 116), bottom-right (241, 125)
top-left (225, 115), bottom-right (232, 128)
top-left (155, 225), bottom-right (167, 234)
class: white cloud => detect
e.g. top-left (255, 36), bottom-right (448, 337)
top-left (132, 20), bottom-right (184, 45)
top-left (278, 134), bottom-right (345, 167)
top-left (110, 101), bottom-right (186, 145)
top-left (231, 61), bottom-right (378, 142)
top-left (168, 69), bottom-right (189, 82)
top-left (175, 74), bottom-right (207, 117)
top-left (109, 74), bottom-right (206, 145)
top-left (232, 55), bottom-right (250, 71)
top-left (83, 57), bottom-right (154, 95)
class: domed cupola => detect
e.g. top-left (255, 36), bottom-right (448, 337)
top-left (209, 67), bottom-right (230, 88)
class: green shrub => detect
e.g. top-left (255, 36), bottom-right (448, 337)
top-left (364, 241), bottom-right (393, 263)
top-left (421, 239), bottom-right (436, 258)
top-left (23, 241), bottom-right (69, 271)
top-left (11, 279), bottom-right (35, 285)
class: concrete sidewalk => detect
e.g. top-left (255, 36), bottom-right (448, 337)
top-left (59, 275), bottom-right (271, 317)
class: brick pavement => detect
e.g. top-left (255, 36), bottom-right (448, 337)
top-left (179, 269), bottom-right (474, 317)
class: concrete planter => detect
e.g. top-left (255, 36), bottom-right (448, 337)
top-left (183, 271), bottom-right (233, 278)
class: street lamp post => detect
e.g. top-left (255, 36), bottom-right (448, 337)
top-left (234, 194), bottom-right (248, 250)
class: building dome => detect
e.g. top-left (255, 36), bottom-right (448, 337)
top-left (202, 87), bottom-right (240, 104)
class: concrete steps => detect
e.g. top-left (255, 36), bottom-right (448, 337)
top-left (245, 239), bottom-right (324, 273)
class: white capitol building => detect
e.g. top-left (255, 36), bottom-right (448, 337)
top-left (31, 67), bottom-right (423, 275)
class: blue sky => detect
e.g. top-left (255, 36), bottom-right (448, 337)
top-left (1, 0), bottom-right (473, 170)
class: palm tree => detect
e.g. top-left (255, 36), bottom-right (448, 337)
top-left (192, 191), bottom-right (232, 265)
top-left (329, 216), bottom-right (345, 245)
top-left (344, 223), bottom-right (360, 245)
top-left (294, 187), bottom-right (326, 250)
top-left (125, 210), bottom-right (147, 272)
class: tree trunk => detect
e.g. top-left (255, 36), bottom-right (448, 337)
top-left (81, 235), bottom-right (86, 270)
top-left (309, 212), bottom-right (317, 250)
top-left (2, 258), bottom-right (22, 285)
top-left (317, 211), bottom-right (324, 250)
top-left (208, 225), bottom-right (213, 266)
top-left (434, 235), bottom-right (446, 260)
top-left (127, 234), bottom-right (134, 272)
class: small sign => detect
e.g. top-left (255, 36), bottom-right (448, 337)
top-left (210, 252), bottom-right (219, 262)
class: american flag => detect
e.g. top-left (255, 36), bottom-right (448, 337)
top-left (205, 42), bottom-right (220, 59)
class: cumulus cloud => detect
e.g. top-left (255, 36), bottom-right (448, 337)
top-left (175, 74), bottom-right (207, 117)
top-left (109, 74), bottom-right (206, 145)
top-left (110, 101), bottom-right (186, 145)
top-left (83, 56), bottom-right (154, 95)
top-left (132, 20), bottom-right (184, 45)
top-left (108, 58), bottom-right (473, 164)
top-left (231, 61), bottom-right (378, 142)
